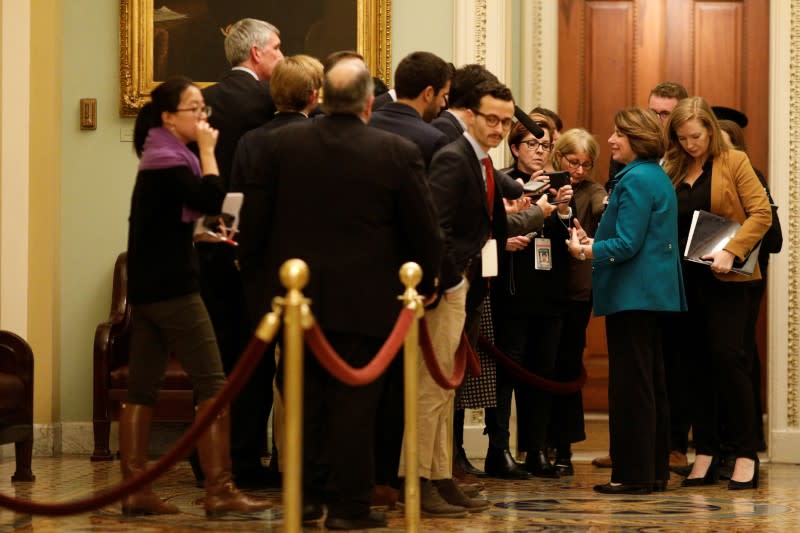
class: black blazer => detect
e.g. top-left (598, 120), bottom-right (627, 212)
top-left (203, 69), bottom-right (276, 189)
top-left (369, 102), bottom-right (449, 168)
top-left (371, 90), bottom-right (395, 111)
top-left (237, 114), bottom-right (443, 338)
top-left (229, 112), bottom-right (308, 323)
top-left (431, 110), bottom-right (463, 142)
top-left (428, 135), bottom-right (508, 290)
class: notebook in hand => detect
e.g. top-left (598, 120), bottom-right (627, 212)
top-left (683, 209), bottom-right (760, 275)
top-left (193, 192), bottom-right (244, 236)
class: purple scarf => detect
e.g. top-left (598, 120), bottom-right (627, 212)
top-left (138, 127), bottom-right (203, 222)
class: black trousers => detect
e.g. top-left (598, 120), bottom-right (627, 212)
top-left (682, 263), bottom-right (760, 458)
top-left (606, 310), bottom-right (669, 485)
top-left (662, 311), bottom-right (692, 454)
top-left (303, 332), bottom-right (386, 519)
top-left (197, 243), bottom-right (274, 472)
top-left (548, 299), bottom-right (592, 447)
top-left (742, 277), bottom-right (766, 450)
top-left (374, 356), bottom-right (404, 487)
top-left (487, 315), bottom-right (562, 451)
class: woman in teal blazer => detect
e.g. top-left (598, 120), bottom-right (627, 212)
top-left (566, 108), bottom-right (687, 494)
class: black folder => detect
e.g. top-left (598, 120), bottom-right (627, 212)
top-left (683, 209), bottom-right (761, 275)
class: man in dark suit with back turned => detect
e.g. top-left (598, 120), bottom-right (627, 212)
top-left (194, 18), bottom-right (284, 488)
top-left (237, 59), bottom-right (442, 530)
top-left (366, 50), bottom-right (451, 506)
top-left (227, 53), bottom-right (323, 485)
top-left (369, 51), bottom-right (452, 167)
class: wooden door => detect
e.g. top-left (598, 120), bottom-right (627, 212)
top-left (557, 0), bottom-right (770, 411)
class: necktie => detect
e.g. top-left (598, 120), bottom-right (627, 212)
top-left (481, 157), bottom-right (495, 218)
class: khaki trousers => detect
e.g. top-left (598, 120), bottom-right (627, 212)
top-left (399, 280), bottom-right (468, 480)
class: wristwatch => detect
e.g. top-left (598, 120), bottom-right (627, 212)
top-left (578, 245), bottom-right (586, 261)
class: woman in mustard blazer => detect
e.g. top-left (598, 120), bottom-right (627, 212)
top-left (567, 108), bottom-right (687, 494)
top-left (662, 96), bottom-right (771, 490)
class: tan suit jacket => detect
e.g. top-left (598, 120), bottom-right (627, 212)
top-left (710, 149), bottom-right (772, 281)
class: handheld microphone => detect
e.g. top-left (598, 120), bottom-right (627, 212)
top-left (514, 105), bottom-right (545, 139)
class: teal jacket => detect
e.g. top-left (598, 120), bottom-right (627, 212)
top-left (591, 159), bottom-right (687, 317)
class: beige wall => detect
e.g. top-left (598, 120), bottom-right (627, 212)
top-left (59, 0), bottom-right (138, 421)
top-left (391, 1), bottom-right (453, 73)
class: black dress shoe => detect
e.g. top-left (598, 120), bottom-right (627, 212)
top-left (524, 450), bottom-right (560, 479)
top-left (593, 482), bottom-right (652, 495)
top-left (302, 503), bottom-right (325, 522)
top-left (554, 453), bottom-right (574, 476)
top-left (484, 447), bottom-right (531, 479)
top-left (455, 447), bottom-right (488, 478)
top-left (325, 509), bottom-right (388, 530)
top-left (728, 456), bottom-right (760, 490)
top-left (652, 480), bottom-right (668, 492)
top-left (681, 456), bottom-right (720, 487)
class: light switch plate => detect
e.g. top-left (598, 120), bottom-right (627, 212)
top-left (80, 98), bottom-right (97, 130)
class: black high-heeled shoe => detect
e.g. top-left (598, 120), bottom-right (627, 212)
top-left (680, 456), bottom-right (720, 487)
top-left (728, 456), bottom-right (760, 490)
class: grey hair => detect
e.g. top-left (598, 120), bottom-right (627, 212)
top-left (321, 60), bottom-right (374, 115)
top-left (223, 18), bottom-right (279, 67)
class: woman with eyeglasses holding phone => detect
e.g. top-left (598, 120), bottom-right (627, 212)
top-left (486, 113), bottom-right (573, 479)
top-left (123, 76), bottom-right (271, 517)
top-left (546, 129), bottom-right (606, 474)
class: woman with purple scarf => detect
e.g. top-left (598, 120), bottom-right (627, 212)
top-left (122, 76), bottom-right (271, 517)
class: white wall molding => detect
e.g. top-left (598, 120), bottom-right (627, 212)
top-left (767, 0), bottom-right (800, 464)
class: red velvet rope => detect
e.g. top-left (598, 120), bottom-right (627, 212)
top-left (417, 318), bottom-right (467, 390)
top-left (303, 307), bottom-right (414, 386)
top-left (459, 333), bottom-right (482, 378)
top-left (478, 335), bottom-right (587, 394)
top-left (0, 336), bottom-right (271, 516)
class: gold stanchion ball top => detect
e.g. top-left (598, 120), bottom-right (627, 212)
top-left (399, 262), bottom-right (422, 289)
top-left (280, 259), bottom-right (310, 290)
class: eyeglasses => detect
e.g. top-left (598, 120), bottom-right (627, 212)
top-left (563, 157), bottom-right (593, 170)
top-left (176, 105), bottom-right (212, 118)
top-left (472, 109), bottom-right (513, 129)
top-left (520, 139), bottom-right (552, 152)
top-left (650, 109), bottom-right (671, 120)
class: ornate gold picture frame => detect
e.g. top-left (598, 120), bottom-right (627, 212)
top-left (120, 0), bottom-right (391, 116)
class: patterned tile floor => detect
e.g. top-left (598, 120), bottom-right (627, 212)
top-left (1, 453), bottom-right (798, 532)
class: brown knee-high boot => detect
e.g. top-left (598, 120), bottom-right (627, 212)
top-left (196, 399), bottom-right (273, 518)
top-left (119, 403), bottom-right (180, 516)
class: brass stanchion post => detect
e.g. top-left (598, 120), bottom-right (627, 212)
top-left (399, 262), bottom-right (423, 533)
top-left (279, 259), bottom-right (311, 533)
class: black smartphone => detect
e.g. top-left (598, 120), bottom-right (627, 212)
top-left (542, 170), bottom-right (570, 190)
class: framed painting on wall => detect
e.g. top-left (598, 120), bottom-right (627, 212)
top-left (120, 0), bottom-right (391, 116)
